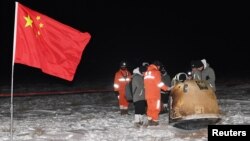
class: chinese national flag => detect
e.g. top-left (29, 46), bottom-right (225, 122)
top-left (15, 2), bottom-right (91, 81)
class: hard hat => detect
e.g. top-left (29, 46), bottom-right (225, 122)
top-left (120, 61), bottom-right (127, 68)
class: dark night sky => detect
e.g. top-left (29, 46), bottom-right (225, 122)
top-left (0, 0), bottom-right (250, 86)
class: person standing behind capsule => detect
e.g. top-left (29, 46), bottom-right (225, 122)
top-left (160, 66), bottom-right (171, 113)
top-left (199, 59), bottom-right (216, 91)
top-left (113, 61), bottom-right (132, 115)
top-left (190, 60), bottom-right (202, 80)
top-left (144, 60), bottom-right (171, 126)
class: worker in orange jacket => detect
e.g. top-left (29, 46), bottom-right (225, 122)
top-left (144, 61), bottom-right (172, 125)
top-left (113, 61), bottom-right (132, 115)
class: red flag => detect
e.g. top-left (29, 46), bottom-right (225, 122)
top-left (15, 3), bottom-right (91, 81)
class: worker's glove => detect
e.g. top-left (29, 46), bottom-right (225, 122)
top-left (167, 86), bottom-right (174, 91)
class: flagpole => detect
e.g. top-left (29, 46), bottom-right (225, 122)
top-left (10, 2), bottom-right (18, 141)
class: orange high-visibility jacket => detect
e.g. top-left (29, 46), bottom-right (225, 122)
top-left (144, 64), bottom-right (168, 99)
top-left (113, 69), bottom-right (132, 93)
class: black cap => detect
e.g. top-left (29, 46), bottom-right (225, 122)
top-left (196, 60), bottom-right (204, 68)
top-left (191, 60), bottom-right (203, 68)
top-left (190, 60), bottom-right (196, 68)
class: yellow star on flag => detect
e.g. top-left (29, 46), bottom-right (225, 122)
top-left (36, 16), bottom-right (41, 20)
top-left (24, 15), bottom-right (33, 27)
top-left (39, 23), bottom-right (44, 28)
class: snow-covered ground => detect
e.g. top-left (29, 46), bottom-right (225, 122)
top-left (0, 78), bottom-right (250, 141)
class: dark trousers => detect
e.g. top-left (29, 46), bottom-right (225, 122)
top-left (134, 100), bottom-right (147, 115)
top-left (161, 92), bottom-right (169, 104)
